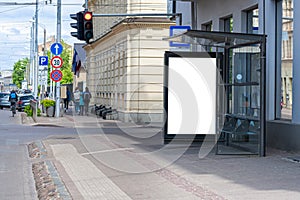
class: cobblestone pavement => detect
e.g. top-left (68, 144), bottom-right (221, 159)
top-left (28, 111), bottom-right (300, 200)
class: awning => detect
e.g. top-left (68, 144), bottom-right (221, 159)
top-left (165, 30), bottom-right (266, 48)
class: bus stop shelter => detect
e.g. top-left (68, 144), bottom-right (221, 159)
top-left (164, 30), bottom-right (266, 156)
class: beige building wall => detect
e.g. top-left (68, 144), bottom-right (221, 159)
top-left (85, 0), bottom-right (173, 123)
top-left (90, 0), bottom-right (168, 40)
top-left (85, 18), bottom-right (174, 123)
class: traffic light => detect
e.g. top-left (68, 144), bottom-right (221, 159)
top-left (70, 11), bottom-right (84, 40)
top-left (83, 11), bottom-right (93, 43)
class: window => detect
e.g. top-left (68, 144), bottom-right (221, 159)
top-left (279, 0), bottom-right (293, 119)
top-left (221, 16), bottom-right (233, 32)
top-left (202, 21), bottom-right (212, 31)
top-left (246, 7), bottom-right (259, 34)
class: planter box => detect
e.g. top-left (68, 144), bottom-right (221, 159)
top-left (46, 106), bottom-right (55, 117)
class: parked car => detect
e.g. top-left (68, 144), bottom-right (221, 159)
top-left (17, 95), bottom-right (35, 111)
top-left (22, 89), bottom-right (32, 95)
top-left (0, 92), bottom-right (10, 109)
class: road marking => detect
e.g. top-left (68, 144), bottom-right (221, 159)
top-left (80, 148), bottom-right (134, 156)
top-left (51, 144), bottom-right (132, 200)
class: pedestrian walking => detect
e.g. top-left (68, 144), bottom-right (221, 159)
top-left (73, 87), bottom-right (80, 114)
top-left (64, 87), bottom-right (71, 112)
top-left (83, 87), bottom-right (91, 115)
top-left (79, 90), bottom-right (84, 115)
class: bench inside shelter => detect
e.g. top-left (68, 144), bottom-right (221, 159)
top-left (220, 114), bottom-right (260, 145)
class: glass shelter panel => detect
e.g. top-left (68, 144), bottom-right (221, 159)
top-left (217, 46), bottom-right (261, 155)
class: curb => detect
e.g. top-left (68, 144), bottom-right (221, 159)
top-left (32, 123), bottom-right (64, 128)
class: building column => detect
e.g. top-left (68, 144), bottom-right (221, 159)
top-left (292, 0), bottom-right (300, 123)
top-left (258, 0), bottom-right (276, 120)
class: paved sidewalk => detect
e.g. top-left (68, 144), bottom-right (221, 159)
top-left (26, 111), bottom-right (300, 199)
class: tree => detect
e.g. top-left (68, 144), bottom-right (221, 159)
top-left (12, 58), bottom-right (29, 88)
top-left (61, 66), bottom-right (73, 84)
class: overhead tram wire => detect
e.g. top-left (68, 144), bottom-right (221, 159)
top-left (0, 5), bottom-right (32, 14)
top-left (0, 2), bottom-right (83, 6)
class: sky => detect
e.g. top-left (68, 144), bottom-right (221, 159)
top-left (0, 0), bottom-right (85, 70)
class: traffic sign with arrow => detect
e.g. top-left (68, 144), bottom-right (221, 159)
top-left (50, 42), bottom-right (63, 55)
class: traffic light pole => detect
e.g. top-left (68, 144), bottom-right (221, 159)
top-left (92, 13), bottom-right (183, 25)
top-left (85, 0), bottom-right (88, 11)
top-left (55, 0), bottom-right (61, 118)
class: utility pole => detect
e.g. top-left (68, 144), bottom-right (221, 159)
top-left (34, 0), bottom-right (38, 99)
top-left (55, 0), bottom-right (61, 117)
top-left (30, 20), bottom-right (34, 87)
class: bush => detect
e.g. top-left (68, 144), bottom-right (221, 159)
top-left (41, 99), bottom-right (55, 108)
top-left (24, 105), bottom-right (33, 117)
top-left (24, 105), bottom-right (41, 117)
top-left (37, 108), bottom-right (41, 116)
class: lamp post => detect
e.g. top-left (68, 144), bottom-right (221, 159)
top-left (29, 17), bottom-right (48, 99)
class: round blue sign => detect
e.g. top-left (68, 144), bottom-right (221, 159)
top-left (50, 43), bottom-right (63, 55)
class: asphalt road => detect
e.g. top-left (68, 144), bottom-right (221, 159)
top-left (0, 108), bottom-right (76, 200)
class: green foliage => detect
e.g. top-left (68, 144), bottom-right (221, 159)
top-left (12, 58), bottom-right (29, 88)
top-left (61, 66), bottom-right (74, 84)
top-left (37, 108), bottom-right (41, 116)
top-left (24, 105), bottom-right (33, 117)
top-left (41, 99), bottom-right (55, 108)
top-left (24, 105), bottom-right (41, 117)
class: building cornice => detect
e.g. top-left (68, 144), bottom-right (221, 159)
top-left (86, 17), bottom-right (175, 49)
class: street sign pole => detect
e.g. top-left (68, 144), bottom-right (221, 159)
top-left (55, 0), bottom-right (61, 118)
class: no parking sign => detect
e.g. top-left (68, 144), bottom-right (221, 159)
top-left (50, 70), bottom-right (63, 82)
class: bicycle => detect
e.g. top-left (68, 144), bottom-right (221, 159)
top-left (11, 101), bottom-right (16, 117)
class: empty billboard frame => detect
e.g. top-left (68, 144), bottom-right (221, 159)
top-left (164, 51), bottom-right (217, 143)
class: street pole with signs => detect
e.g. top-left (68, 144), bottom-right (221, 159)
top-left (55, 0), bottom-right (62, 117)
top-left (50, 42), bottom-right (63, 117)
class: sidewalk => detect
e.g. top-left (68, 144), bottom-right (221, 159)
top-left (27, 110), bottom-right (300, 200)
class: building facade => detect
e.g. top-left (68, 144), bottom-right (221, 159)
top-left (0, 70), bottom-right (13, 92)
top-left (174, 0), bottom-right (300, 152)
top-left (85, 0), bottom-right (174, 123)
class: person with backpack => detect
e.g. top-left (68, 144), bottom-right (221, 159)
top-left (83, 87), bottom-right (92, 115)
top-left (9, 90), bottom-right (18, 116)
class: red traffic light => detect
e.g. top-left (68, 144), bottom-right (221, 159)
top-left (84, 12), bottom-right (92, 21)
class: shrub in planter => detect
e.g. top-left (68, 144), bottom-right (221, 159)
top-left (24, 105), bottom-right (41, 117)
top-left (24, 105), bottom-right (33, 117)
top-left (40, 99), bottom-right (55, 108)
top-left (41, 99), bottom-right (55, 117)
